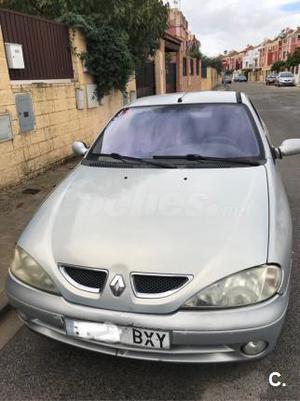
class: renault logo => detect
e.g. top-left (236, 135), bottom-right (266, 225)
top-left (110, 274), bottom-right (126, 296)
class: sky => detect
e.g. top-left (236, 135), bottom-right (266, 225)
top-left (169, 0), bottom-right (300, 56)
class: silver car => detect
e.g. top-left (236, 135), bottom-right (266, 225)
top-left (6, 91), bottom-right (300, 363)
top-left (275, 72), bottom-right (295, 86)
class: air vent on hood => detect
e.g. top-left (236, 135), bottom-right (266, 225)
top-left (59, 265), bottom-right (108, 293)
top-left (132, 273), bottom-right (191, 298)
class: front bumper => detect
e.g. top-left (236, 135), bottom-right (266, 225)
top-left (278, 82), bottom-right (295, 86)
top-left (6, 273), bottom-right (289, 363)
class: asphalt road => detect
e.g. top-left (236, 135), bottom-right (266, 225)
top-left (1, 82), bottom-right (300, 401)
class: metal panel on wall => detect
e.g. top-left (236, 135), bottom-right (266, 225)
top-left (0, 8), bottom-right (73, 80)
top-left (0, 113), bottom-right (13, 142)
top-left (15, 93), bottom-right (35, 132)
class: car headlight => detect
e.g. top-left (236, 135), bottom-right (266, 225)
top-left (182, 265), bottom-right (281, 308)
top-left (10, 246), bottom-right (60, 294)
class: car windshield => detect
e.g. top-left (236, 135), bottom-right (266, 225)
top-left (89, 104), bottom-right (262, 161)
top-left (280, 73), bottom-right (293, 77)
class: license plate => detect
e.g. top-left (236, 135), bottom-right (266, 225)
top-left (65, 319), bottom-right (170, 350)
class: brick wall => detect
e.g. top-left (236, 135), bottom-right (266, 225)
top-left (0, 27), bottom-right (136, 188)
top-left (154, 39), bottom-right (202, 93)
top-left (181, 57), bottom-right (202, 92)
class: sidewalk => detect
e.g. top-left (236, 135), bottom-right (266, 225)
top-left (0, 157), bottom-right (80, 314)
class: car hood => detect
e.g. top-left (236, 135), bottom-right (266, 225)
top-left (19, 164), bottom-right (269, 313)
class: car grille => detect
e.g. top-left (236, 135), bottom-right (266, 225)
top-left (60, 265), bottom-right (107, 293)
top-left (132, 274), bottom-right (191, 297)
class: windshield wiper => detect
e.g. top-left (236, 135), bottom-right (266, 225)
top-left (96, 153), bottom-right (177, 168)
top-left (153, 154), bottom-right (261, 166)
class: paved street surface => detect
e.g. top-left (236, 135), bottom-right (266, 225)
top-left (0, 82), bottom-right (300, 401)
top-left (0, 158), bottom-right (79, 295)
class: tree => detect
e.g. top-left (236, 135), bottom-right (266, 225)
top-left (2, 0), bottom-right (168, 65)
top-left (187, 36), bottom-right (201, 60)
top-left (286, 48), bottom-right (300, 68)
top-left (2, 0), bottom-right (169, 97)
top-left (119, 0), bottom-right (169, 65)
top-left (200, 53), bottom-right (223, 74)
top-left (271, 60), bottom-right (286, 72)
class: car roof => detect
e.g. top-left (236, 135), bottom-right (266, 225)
top-left (128, 91), bottom-right (239, 107)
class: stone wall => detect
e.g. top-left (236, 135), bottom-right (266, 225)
top-left (0, 27), bottom-right (136, 189)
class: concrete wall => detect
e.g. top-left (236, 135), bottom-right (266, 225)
top-left (201, 67), bottom-right (219, 91)
top-left (0, 27), bottom-right (136, 189)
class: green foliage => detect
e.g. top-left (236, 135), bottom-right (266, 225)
top-left (187, 37), bottom-right (201, 60)
top-left (286, 48), bottom-right (300, 68)
top-left (1, 0), bottom-right (67, 19)
top-left (120, 0), bottom-right (169, 65)
top-left (201, 53), bottom-right (222, 74)
top-left (2, 0), bottom-right (169, 98)
top-left (271, 60), bottom-right (286, 72)
top-left (1, 0), bottom-right (122, 20)
top-left (61, 13), bottom-right (133, 99)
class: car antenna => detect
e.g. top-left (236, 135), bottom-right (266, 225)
top-left (177, 91), bottom-right (189, 103)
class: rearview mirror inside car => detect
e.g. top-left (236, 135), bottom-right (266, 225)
top-left (72, 141), bottom-right (89, 156)
top-left (278, 139), bottom-right (300, 158)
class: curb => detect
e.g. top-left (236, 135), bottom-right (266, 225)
top-left (0, 292), bottom-right (10, 317)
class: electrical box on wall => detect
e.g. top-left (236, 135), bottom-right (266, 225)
top-left (130, 91), bottom-right (137, 102)
top-left (5, 43), bottom-right (25, 69)
top-left (86, 84), bottom-right (99, 108)
top-left (82, 59), bottom-right (89, 73)
top-left (0, 113), bottom-right (13, 142)
top-left (15, 93), bottom-right (35, 133)
top-left (123, 92), bottom-right (129, 106)
top-left (75, 88), bottom-right (86, 110)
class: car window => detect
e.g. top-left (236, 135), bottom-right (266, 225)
top-left (280, 72), bottom-right (293, 77)
top-left (90, 104), bottom-right (262, 160)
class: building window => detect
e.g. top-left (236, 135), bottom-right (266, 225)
top-left (201, 63), bottom-right (207, 79)
top-left (190, 58), bottom-right (194, 75)
top-left (196, 60), bottom-right (200, 75)
top-left (183, 57), bottom-right (187, 76)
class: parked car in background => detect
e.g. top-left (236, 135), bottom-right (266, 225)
top-left (265, 73), bottom-right (277, 85)
top-left (275, 72), bottom-right (295, 87)
top-left (6, 91), bottom-right (300, 363)
top-left (222, 75), bottom-right (232, 84)
top-left (234, 75), bottom-right (248, 82)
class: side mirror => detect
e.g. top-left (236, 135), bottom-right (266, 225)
top-left (278, 139), bottom-right (300, 158)
top-left (72, 141), bottom-right (88, 156)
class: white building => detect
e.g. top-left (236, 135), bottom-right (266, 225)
top-left (242, 46), bottom-right (259, 70)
